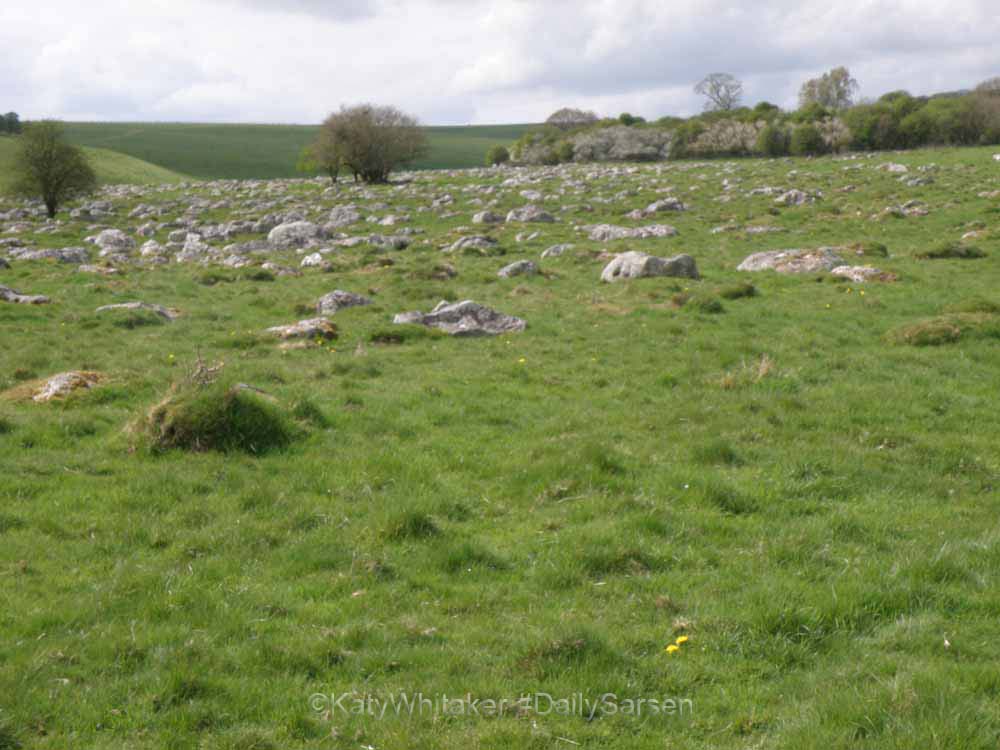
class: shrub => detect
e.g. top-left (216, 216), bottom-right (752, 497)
top-left (315, 103), bottom-right (428, 184)
top-left (555, 141), bottom-right (575, 162)
top-left (484, 144), bottom-right (510, 166)
top-left (756, 123), bottom-right (790, 156)
top-left (7, 120), bottom-right (96, 217)
top-left (790, 123), bottom-right (826, 156)
top-left (571, 126), bottom-right (671, 162)
top-left (691, 118), bottom-right (762, 156)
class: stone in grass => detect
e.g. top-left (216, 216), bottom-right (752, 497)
top-left (31, 371), bottom-right (103, 403)
top-left (588, 224), bottom-right (678, 241)
top-left (265, 318), bottom-right (338, 340)
top-left (472, 211), bottom-right (505, 224)
top-left (394, 300), bottom-right (526, 336)
top-left (830, 265), bottom-right (898, 283)
top-left (498, 260), bottom-right (539, 278)
top-left (506, 205), bottom-right (555, 223)
top-left (444, 235), bottom-right (502, 256)
top-left (317, 290), bottom-right (372, 315)
top-left (541, 243), bottom-right (573, 258)
top-left (96, 301), bottom-right (179, 320)
top-left (267, 221), bottom-right (323, 250)
top-left (0, 258), bottom-right (8, 269)
top-left (0, 284), bottom-right (50, 304)
top-left (737, 247), bottom-right (844, 274)
top-left (600, 251), bottom-right (699, 283)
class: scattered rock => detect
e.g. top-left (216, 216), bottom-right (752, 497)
top-left (0, 285), bottom-right (50, 304)
top-left (444, 235), bottom-right (501, 255)
top-left (587, 224), bottom-right (678, 241)
top-left (600, 251), bottom-right (699, 283)
top-left (506, 205), bottom-right (555, 223)
top-left (394, 300), bottom-right (526, 336)
top-left (268, 221), bottom-right (323, 249)
top-left (96, 302), bottom-right (179, 320)
top-left (472, 211), bottom-right (505, 224)
top-left (738, 247), bottom-right (844, 274)
top-left (265, 318), bottom-right (337, 340)
top-left (830, 265), bottom-right (898, 283)
top-left (328, 205), bottom-right (361, 228)
top-left (541, 243), bottom-right (573, 258)
top-left (498, 260), bottom-right (539, 278)
top-left (774, 189), bottom-right (816, 206)
top-left (32, 371), bottom-right (103, 403)
top-left (94, 229), bottom-right (136, 255)
top-left (317, 290), bottom-right (372, 315)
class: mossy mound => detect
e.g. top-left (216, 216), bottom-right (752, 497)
top-left (137, 381), bottom-right (297, 454)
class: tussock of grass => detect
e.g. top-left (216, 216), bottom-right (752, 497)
top-left (916, 241), bottom-right (986, 259)
top-left (718, 281), bottom-right (758, 300)
top-left (135, 379), bottom-right (297, 454)
top-left (369, 325), bottom-right (444, 345)
top-left (718, 354), bottom-right (777, 388)
top-left (849, 241), bottom-right (889, 258)
top-left (382, 510), bottom-right (440, 541)
top-left (887, 313), bottom-right (1000, 346)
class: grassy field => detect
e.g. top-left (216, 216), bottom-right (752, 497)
top-left (2, 147), bottom-right (1000, 749)
top-left (0, 135), bottom-right (190, 191)
top-left (59, 122), bottom-right (534, 180)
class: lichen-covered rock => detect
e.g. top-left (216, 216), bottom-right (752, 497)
top-left (498, 260), bottom-right (539, 278)
top-left (394, 300), bottom-right (526, 336)
top-left (328, 205), bottom-right (361, 228)
top-left (317, 290), bottom-right (372, 315)
top-left (94, 229), bottom-right (136, 256)
top-left (472, 211), bottom-right (504, 224)
top-left (600, 251), bottom-right (699, 283)
top-left (506, 205), bottom-right (555, 223)
top-left (96, 301), bottom-right (179, 320)
top-left (265, 318), bottom-right (337, 340)
top-left (774, 189), bottom-right (815, 206)
top-left (830, 265), bottom-right (898, 283)
top-left (738, 247), bottom-right (844, 274)
top-left (13, 246), bottom-right (90, 263)
top-left (541, 243), bottom-right (573, 258)
top-left (444, 236), bottom-right (501, 255)
top-left (32, 371), bottom-right (102, 403)
top-left (588, 224), bottom-right (678, 241)
top-left (268, 221), bottom-right (323, 250)
top-left (0, 285), bottom-right (50, 304)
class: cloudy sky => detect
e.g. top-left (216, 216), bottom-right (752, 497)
top-left (2, 0), bottom-right (998, 125)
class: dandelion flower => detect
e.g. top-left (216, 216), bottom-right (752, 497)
top-left (518, 357), bottom-right (526, 364)
top-left (675, 635), bottom-right (689, 645)
top-left (665, 644), bottom-right (680, 654)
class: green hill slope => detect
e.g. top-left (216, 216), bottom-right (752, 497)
top-left (59, 122), bottom-right (534, 180)
top-left (0, 135), bottom-right (190, 190)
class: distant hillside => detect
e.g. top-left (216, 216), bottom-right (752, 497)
top-left (59, 122), bottom-right (536, 180)
top-left (0, 135), bottom-right (190, 190)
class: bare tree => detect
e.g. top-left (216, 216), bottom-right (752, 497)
top-left (8, 120), bottom-right (96, 217)
top-left (798, 67), bottom-right (859, 111)
top-left (316, 104), bottom-right (428, 184)
top-left (694, 73), bottom-right (743, 112)
top-left (975, 76), bottom-right (1000, 97)
top-left (545, 107), bottom-right (599, 130)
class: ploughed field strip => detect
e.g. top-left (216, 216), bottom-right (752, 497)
top-left (2, 147), bottom-right (1000, 748)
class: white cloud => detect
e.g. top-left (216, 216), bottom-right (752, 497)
top-left (1, 0), bottom-right (998, 124)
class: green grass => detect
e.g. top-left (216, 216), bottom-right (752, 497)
top-left (0, 134), bottom-right (189, 190)
top-left (58, 122), bottom-right (535, 179)
top-left (3, 145), bottom-right (1000, 748)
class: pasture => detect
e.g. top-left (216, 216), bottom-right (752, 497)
top-left (2, 146), bottom-right (1000, 749)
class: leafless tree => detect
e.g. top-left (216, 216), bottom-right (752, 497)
top-left (694, 73), bottom-right (743, 112)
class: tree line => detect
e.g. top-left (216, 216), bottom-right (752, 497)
top-left (498, 69), bottom-right (1000, 165)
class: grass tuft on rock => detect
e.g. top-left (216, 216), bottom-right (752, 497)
top-left (916, 241), bottom-right (986, 260)
top-left (135, 374), bottom-right (297, 454)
